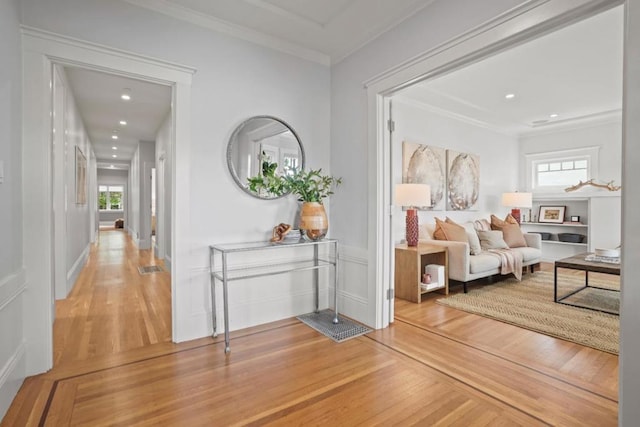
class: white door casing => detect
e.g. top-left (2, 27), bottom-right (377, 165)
top-left (21, 27), bottom-right (195, 375)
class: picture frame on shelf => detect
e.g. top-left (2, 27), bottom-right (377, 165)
top-left (570, 215), bottom-right (581, 223)
top-left (538, 205), bottom-right (566, 223)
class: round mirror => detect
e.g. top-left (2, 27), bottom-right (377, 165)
top-left (227, 116), bottom-right (305, 199)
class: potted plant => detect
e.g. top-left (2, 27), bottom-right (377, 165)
top-left (248, 160), bottom-right (342, 240)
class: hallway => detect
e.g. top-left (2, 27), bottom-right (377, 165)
top-left (53, 230), bottom-right (172, 367)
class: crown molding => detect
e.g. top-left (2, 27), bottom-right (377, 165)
top-left (394, 96), bottom-right (517, 137)
top-left (519, 109), bottom-right (622, 137)
top-left (123, 0), bottom-right (330, 66)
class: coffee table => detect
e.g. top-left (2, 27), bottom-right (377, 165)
top-left (554, 253), bottom-right (620, 315)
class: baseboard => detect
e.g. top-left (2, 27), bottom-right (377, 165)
top-left (66, 244), bottom-right (90, 296)
top-left (0, 268), bottom-right (26, 311)
top-left (0, 342), bottom-right (26, 420)
top-left (164, 255), bottom-right (172, 272)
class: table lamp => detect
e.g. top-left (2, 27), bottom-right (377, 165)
top-left (395, 184), bottom-right (431, 246)
top-left (502, 192), bottom-right (532, 224)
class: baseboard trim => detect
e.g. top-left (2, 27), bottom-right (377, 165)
top-left (66, 244), bottom-right (90, 295)
top-left (165, 255), bottom-right (172, 272)
top-left (0, 341), bottom-right (26, 420)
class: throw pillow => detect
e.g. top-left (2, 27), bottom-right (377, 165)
top-left (473, 218), bottom-right (491, 232)
top-left (500, 223), bottom-right (528, 248)
top-left (433, 218), bottom-right (468, 244)
top-left (445, 218), bottom-right (482, 255)
top-left (477, 230), bottom-right (509, 250)
top-left (490, 213), bottom-right (518, 230)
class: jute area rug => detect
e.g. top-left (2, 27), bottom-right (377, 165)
top-left (437, 270), bottom-right (619, 354)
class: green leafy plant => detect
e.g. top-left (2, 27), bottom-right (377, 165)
top-left (247, 153), bottom-right (341, 202)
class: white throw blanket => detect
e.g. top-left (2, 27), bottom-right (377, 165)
top-left (487, 248), bottom-right (523, 281)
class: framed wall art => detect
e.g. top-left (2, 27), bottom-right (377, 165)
top-left (402, 141), bottom-right (446, 210)
top-left (446, 149), bottom-right (479, 211)
top-left (538, 205), bottom-right (566, 223)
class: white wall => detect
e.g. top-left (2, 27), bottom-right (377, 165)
top-left (0, 0), bottom-right (25, 420)
top-left (61, 71), bottom-right (96, 295)
top-left (519, 120), bottom-right (622, 189)
top-left (392, 98), bottom-right (519, 241)
top-left (20, 0), bottom-right (331, 341)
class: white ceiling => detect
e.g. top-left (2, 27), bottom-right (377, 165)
top-left (64, 67), bottom-right (171, 169)
top-left (124, 0), bottom-right (436, 64)
top-left (398, 6), bottom-right (623, 136)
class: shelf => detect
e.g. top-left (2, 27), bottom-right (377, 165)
top-left (542, 240), bottom-right (588, 247)
top-left (420, 283), bottom-right (445, 293)
top-left (212, 259), bottom-right (333, 281)
top-left (523, 222), bottom-right (587, 227)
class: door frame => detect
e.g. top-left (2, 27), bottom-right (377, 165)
top-left (21, 27), bottom-right (195, 375)
top-left (365, 0), bottom-right (622, 327)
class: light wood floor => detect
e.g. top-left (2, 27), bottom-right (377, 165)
top-left (2, 237), bottom-right (618, 426)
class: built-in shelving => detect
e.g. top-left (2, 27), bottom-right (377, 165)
top-left (541, 240), bottom-right (588, 247)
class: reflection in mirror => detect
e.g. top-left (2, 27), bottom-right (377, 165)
top-left (227, 116), bottom-right (305, 199)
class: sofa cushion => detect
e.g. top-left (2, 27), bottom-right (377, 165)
top-left (511, 247), bottom-right (541, 263)
top-left (469, 253), bottom-right (501, 274)
top-left (500, 223), bottom-right (527, 248)
top-left (473, 218), bottom-right (491, 231)
top-left (490, 214), bottom-right (519, 229)
top-left (477, 230), bottom-right (509, 250)
top-left (445, 218), bottom-right (482, 255)
top-left (434, 218), bottom-right (468, 243)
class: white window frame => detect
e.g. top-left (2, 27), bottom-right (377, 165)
top-left (99, 184), bottom-right (125, 211)
top-left (525, 147), bottom-right (600, 193)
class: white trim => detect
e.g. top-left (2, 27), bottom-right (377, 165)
top-left (21, 28), bottom-right (193, 375)
top-left (0, 269), bottom-right (27, 312)
top-left (393, 95), bottom-right (516, 137)
top-left (164, 255), bottom-right (172, 272)
top-left (0, 342), bottom-right (26, 418)
top-left (122, 0), bottom-right (330, 66)
top-left (365, 0), bottom-right (622, 333)
top-left (66, 243), bottom-right (90, 296)
top-left (21, 26), bottom-right (196, 77)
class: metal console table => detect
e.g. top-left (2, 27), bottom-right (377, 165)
top-left (209, 239), bottom-right (339, 353)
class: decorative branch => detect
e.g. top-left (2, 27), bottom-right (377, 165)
top-left (564, 179), bottom-right (621, 192)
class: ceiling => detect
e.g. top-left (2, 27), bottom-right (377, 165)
top-left (124, 0), bottom-right (436, 64)
top-left (397, 6), bottom-right (623, 136)
top-left (64, 67), bottom-right (171, 170)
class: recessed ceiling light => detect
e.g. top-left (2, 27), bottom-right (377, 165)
top-left (112, 146), bottom-right (117, 150)
top-left (505, 93), bottom-right (515, 99)
top-left (112, 154), bottom-right (117, 158)
top-left (112, 135), bottom-right (118, 140)
top-left (549, 113), bottom-right (559, 118)
top-left (119, 120), bottom-right (127, 126)
top-left (121, 88), bottom-right (131, 101)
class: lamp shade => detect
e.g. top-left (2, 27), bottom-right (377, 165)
top-left (502, 192), bottom-right (532, 208)
top-left (395, 184), bottom-right (431, 207)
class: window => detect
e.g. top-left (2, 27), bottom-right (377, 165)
top-left (99, 185), bottom-right (124, 210)
top-left (525, 147), bottom-right (599, 192)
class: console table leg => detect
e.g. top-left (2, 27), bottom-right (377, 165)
top-left (333, 242), bottom-right (339, 324)
top-left (210, 248), bottom-right (217, 338)
top-left (314, 245), bottom-right (319, 313)
top-left (222, 252), bottom-right (230, 353)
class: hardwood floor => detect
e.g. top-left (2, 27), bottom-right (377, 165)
top-left (2, 241), bottom-right (618, 426)
top-left (53, 230), bottom-right (172, 366)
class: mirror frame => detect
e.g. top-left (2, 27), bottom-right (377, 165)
top-left (226, 115), bottom-right (305, 200)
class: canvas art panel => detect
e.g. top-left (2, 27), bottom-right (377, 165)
top-left (446, 149), bottom-right (479, 211)
top-left (402, 141), bottom-right (446, 210)
top-left (75, 146), bottom-right (87, 205)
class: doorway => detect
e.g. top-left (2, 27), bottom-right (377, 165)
top-left (365, 0), bottom-right (624, 328)
top-left (21, 29), bottom-right (195, 374)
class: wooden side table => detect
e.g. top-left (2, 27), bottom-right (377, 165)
top-left (395, 244), bottom-right (449, 303)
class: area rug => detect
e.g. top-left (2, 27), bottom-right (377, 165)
top-left (297, 309), bottom-right (372, 343)
top-left (437, 271), bottom-right (619, 354)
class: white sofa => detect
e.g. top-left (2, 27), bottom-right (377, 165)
top-left (420, 228), bottom-right (542, 293)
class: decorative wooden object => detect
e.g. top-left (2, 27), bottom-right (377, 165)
top-left (270, 223), bottom-right (291, 242)
top-left (565, 179), bottom-right (621, 192)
